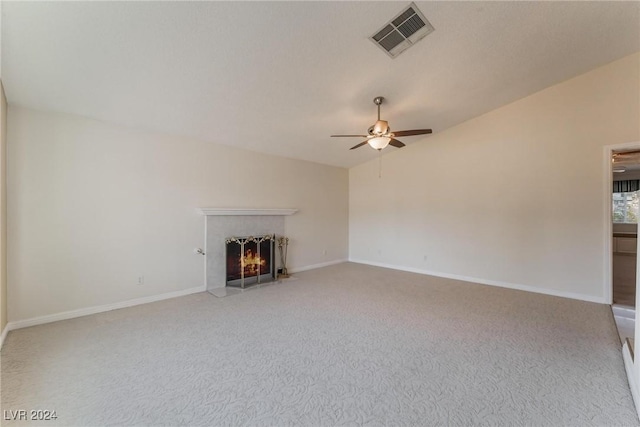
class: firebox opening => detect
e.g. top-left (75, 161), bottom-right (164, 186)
top-left (225, 234), bottom-right (276, 288)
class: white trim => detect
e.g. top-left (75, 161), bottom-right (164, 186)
top-left (198, 208), bottom-right (298, 216)
top-left (613, 304), bottom-right (636, 320)
top-left (0, 324), bottom-right (8, 350)
top-left (289, 259), bottom-right (348, 274)
top-left (604, 145), bottom-right (614, 305)
top-left (349, 259), bottom-right (606, 304)
top-left (5, 285), bottom-right (206, 332)
top-left (203, 216), bottom-right (208, 289)
top-left (623, 341), bottom-right (640, 419)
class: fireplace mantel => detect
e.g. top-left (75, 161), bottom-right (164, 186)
top-left (198, 208), bottom-right (298, 216)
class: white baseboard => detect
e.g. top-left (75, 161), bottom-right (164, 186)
top-left (290, 259), bottom-right (347, 274)
top-left (0, 323), bottom-right (8, 350)
top-left (623, 341), bottom-right (640, 420)
top-left (6, 285), bottom-right (207, 333)
top-left (349, 259), bottom-right (606, 304)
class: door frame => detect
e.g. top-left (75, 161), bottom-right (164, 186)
top-left (604, 141), bottom-right (640, 305)
top-left (605, 141), bottom-right (640, 418)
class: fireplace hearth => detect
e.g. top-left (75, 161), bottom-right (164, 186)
top-left (226, 234), bottom-right (276, 288)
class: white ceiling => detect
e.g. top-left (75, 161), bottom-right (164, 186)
top-left (2, 1), bottom-right (639, 168)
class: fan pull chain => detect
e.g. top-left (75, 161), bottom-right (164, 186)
top-left (378, 149), bottom-right (382, 178)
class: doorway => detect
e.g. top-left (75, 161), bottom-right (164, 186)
top-left (607, 143), bottom-right (640, 343)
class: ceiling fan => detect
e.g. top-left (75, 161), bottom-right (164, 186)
top-left (331, 96), bottom-right (432, 151)
top-left (613, 150), bottom-right (640, 160)
top-left (612, 150), bottom-right (640, 173)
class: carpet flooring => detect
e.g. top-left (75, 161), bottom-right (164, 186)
top-left (1, 262), bottom-right (638, 426)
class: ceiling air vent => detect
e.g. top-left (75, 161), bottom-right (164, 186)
top-left (370, 2), bottom-right (434, 59)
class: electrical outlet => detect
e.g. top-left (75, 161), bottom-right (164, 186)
top-left (137, 276), bottom-right (144, 285)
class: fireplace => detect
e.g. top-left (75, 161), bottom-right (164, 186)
top-left (225, 234), bottom-right (276, 288)
top-left (199, 208), bottom-right (296, 294)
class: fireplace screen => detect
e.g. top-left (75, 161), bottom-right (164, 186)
top-left (226, 234), bottom-right (275, 288)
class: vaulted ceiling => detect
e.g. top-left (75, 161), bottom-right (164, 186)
top-left (2, 1), bottom-right (639, 168)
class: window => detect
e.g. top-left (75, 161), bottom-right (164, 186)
top-left (613, 191), bottom-right (639, 223)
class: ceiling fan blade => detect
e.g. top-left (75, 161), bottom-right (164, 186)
top-left (350, 141), bottom-right (369, 150)
top-left (389, 138), bottom-right (406, 148)
top-left (392, 129), bottom-right (433, 137)
top-left (331, 134), bottom-right (368, 138)
top-left (614, 150), bottom-right (640, 156)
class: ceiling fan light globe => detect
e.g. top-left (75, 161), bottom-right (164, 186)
top-left (368, 136), bottom-right (391, 150)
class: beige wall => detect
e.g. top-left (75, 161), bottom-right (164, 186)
top-left (7, 107), bottom-right (349, 322)
top-left (349, 53), bottom-right (640, 302)
top-left (1, 82), bottom-right (7, 332)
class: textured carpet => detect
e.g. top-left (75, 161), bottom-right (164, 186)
top-left (1, 262), bottom-right (638, 426)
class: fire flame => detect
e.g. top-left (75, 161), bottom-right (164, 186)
top-left (240, 249), bottom-right (266, 275)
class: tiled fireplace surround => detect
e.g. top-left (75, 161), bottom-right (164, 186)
top-left (199, 209), bottom-right (297, 293)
